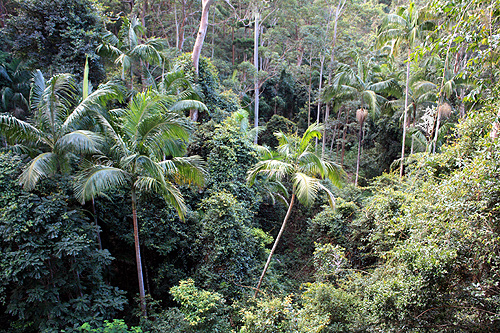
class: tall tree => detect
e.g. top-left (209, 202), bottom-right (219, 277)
top-left (74, 90), bottom-right (206, 316)
top-left (247, 123), bottom-right (343, 297)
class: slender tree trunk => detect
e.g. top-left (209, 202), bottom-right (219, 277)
top-left (174, 1), bottom-right (180, 50)
top-left (131, 188), bottom-right (147, 317)
top-left (331, 107), bottom-right (342, 154)
top-left (254, 193), bottom-right (295, 298)
top-left (355, 122), bottom-right (363, 186)
top-left (192, 0), bottom-right (214, 74)
top-left (322, 104), bottom-right (330, 157)
top-left (400, 47), bottom-right (411, 178)
top-left (211, 10), bottom-right (215, 58)
top-left (459, 88), bottom-right (465, 118)
top-left (92, 198), bottom-right (102, 250)
top-left (308, 53), bottom-right (313, 127)
top-left (254, 9), bottom-right (260, 144)
top-left (433, 110), bottom-right (442, 153)
top-left (341, 110), bottom-right (348, 166)
top-left (232, 26), bottom-right (235, 66)
top-left (410, 102), bottom-right (417, 154)
top-left (316, 56), bottom-right (325, 125)
top-left (315, 56), bottom-right (325, 148)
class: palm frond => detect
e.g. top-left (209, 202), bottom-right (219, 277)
top-left (37, 73), bottom-right (76, 131)
top-left (74, 164), bottom-right (129, 203)
top-left (0, 115), bottom-right (44, 143)
top-left (62, 80), bottom-right (123, 131)
top-left (135, 176), bottom-right (187, 221)
top-left (171, 155), bottom-right (207, 187)
top-left (318, 183), bottom-right (336, 209)
top-left (247, 159), bottom-right (294, 185)
top-left (130, 44), bottom-right (163, 65)
top-left (55, 130), bottom-right (103, 155)
top-left (30, 70), bottom-right (45, 113)
top-left (169, 100), bottom-right (207, 113)
top-left (293, 172), bottom-right (319, 207)
top-left (299, 123), bottom-right (323, 152)
top-left (19, 152), bottom-right (58, 190)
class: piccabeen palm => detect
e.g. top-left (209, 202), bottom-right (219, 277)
top-left (73, 89), bottom-right (206, 316)
top-left (0, 70), bottom-right (122, 190)
top-left (247, 123), bottom-right (344, 297)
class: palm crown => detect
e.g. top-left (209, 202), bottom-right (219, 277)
top-left (74, 89), bottom-right (206, 220)
top-left (0, 70), bottom-right (122, 190)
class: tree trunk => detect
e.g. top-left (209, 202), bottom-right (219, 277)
top-left (254, 9), bottom-right (260, 144)
top-left (316, 56), bottom-right (325, 125)
top-left (254, 193), bottom-right (295, 298)
top-left (355, 121), bottom-right (363, 186)
top-left (322, 104), bottom-right (330, 157)
top-left (92, 198), bottom-right (102, 250)
top-left (232, 25), bottom-right (235, 66)
top-left (459, 88), bottom-right (465, 118)
top-left (341, 111), bottom-right (348, 166)
top-left (132, 188), bottom-right (147, 317)
top-left (433, 110), bottom-right (442, 153)
top-left (308, 53), bottom-right (313, 127)
top-left (192, 0), bottom-right (214, 74)
top-left (315, 56), bottom-right (325, 148)
top-left (400, 47), bottom-right (411, 178)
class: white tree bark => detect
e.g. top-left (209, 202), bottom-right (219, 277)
top-left (192, 0), bottom-right (214, 74)
top-left (254, 9), bottom-right (260, 144)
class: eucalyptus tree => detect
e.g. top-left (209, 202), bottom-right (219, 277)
top-left (0, 70), bottom-right (122, 190)
top-left (74, 90), bottom-right (206, 316)
top-left (247, 123), bottom-right (344, 297)
top-left (192, 0), bottom-right (215, 74)
top-left (377, 2), bottom-right (435, 177)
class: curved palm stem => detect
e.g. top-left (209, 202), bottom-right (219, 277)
top-left (254, 193), bottom-right (295, 298)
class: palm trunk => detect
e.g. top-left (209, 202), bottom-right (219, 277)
top-left (92, 198), bottom-right (102, 250)
top-left (400, 47), bottom-right (411, 178)
top-left (322, 104), bottom-right (330, 157)
top-left (254, 193), bottom-right (295, 297)
top-left (432, 110), bottom-right (441, 153)
top-left (308, 54), bottom-right (313, 127)
top-left (254, 9), bottom-right (260, 144)
top-left (459, 88), bottom-right (465, 118)
top-left (132, 188), bottom-right (147, 317)
top-left (341, 111), bottom-right (348, 166)
top-left (355, 122), bottom-right (363, 186)
top-left (192, 0), bottom-right (214, 74)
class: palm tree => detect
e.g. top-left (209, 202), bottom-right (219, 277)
top-left (377, 2), bottom-right (435, 177)
top-left (247, 123), bottom-right (344, 297)
top-left (0, 70), bottom-right (121, 190)
top-left (155, 66), bottom-right (208, 121)
top-left (73, 90), bottom-right (206, 316)
top-left (97, 17), bottom-right (167, 91)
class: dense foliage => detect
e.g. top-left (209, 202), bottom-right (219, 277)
top-left (1, 0), bottom-right (500, 331)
